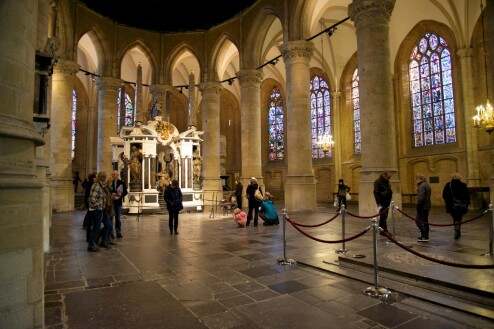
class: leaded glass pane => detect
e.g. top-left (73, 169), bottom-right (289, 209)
top-left (351, 68), bottom-right (361, 154)
top-left (408, 32), bottom-right (456, 147)
top-left (310, 75), bottom-right (332, 158)
top-left (267, 88), bottom-right (285, 160)
top-left (71, 90), bottom-right (77, 160)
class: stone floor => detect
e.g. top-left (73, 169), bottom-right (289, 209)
top-left (44, 206), bottom-right (494, 329)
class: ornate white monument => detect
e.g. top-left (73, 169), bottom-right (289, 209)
top-left (111, 116), bottom-right (204, 213)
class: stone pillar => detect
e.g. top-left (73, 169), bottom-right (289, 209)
top-left (238, 69), bottom-right (264, 195)
top-left (150, 84), bottom-right (171, 121)
top-left (96, 77), bottom-right (121, 174)
top-left (458, 48), bottom-right (481, 186)
top-left (187, 72), bottom-right (197, 127)
top-left (200, 82), bottom-right (223, 207)
top-left (135, 64), bottom-right (144, 122)
top-left (50, 59), bottom-right (79, 212)
top-left (332, 91), bottom-right (343, 192)
top-left (349, 0), bottom-right (401, 214)
top-left (280, 41), bottom-right (317, 211)
top-left (0, 0), bottom-right (45, 327)
top-left (485, 1), bottom-right (494, 204)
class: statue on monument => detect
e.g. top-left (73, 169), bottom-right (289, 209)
top-left (129, 145), bottom-right (143, 190)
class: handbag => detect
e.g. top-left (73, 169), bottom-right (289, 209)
top-left (345, 193), bottom-right (352, 201)
top-left (254, 190), bottom-right (263, 201)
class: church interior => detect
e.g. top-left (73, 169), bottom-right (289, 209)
top-left (1, 0), bottom-right (494, 328)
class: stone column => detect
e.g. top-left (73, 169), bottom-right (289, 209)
top-left (457, 48), bottom-right (480, 186)
top-left (135, 64), bottom-right (144, 122)
top-left (96, 77), bottom-right (121, 174)
top-left (349, 0), bottom-right (401, 214)
top-left (280, 41), bottom-right (317, 211)
top-left (0, 0), bottom-right (45, 327)
top-left (149, 84), bottom-right (172, 120)
top-left (200, 82), bottom-right (223, 207)
top-left (332, 91), bottom-right (343, 192)
top-left (238, 69), bottom-right (264, 196)
top-left (485, 1), bottom-right (494, 204)
top-left (187, 72), bottom-right (198, 127)
top-left (51, 59), bottom-right (79, 212)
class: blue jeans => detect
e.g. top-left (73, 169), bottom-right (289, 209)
top-left (100, 212), bottom-right (113, 244)
top-left (88, 210), bottom-right (103, 248)
top-left (113, 203), bottom-right (122, 235)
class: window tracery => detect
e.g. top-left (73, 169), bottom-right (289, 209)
top-left (351, 69), bottom-right (361, 154)
top-left (267, 88), bottom-right (284, 160)
top-left (71, 89), bottom-right (77, 160)
top-left (117, 87), bottom-right (135, 132)
top-left (310, 75), bottom-right (332, 158)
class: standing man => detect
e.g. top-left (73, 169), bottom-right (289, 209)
top-left (442, 173), bottom-right (470, 240)
top-left (110, 171), bottom-right (126, 239)
top-left (415, 174), bottom-right (431, 242)
top-left (234, 179), bottom-right (243, 209)
top-left (373, 172), bottom-right (393, 233)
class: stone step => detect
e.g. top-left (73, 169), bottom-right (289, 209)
top-left (298, 257), bottom-right (494, 321)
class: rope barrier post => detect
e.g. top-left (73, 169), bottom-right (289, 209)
top-left (336, 205), bottom-right (348, 254)
top-left (363, 217), bottom-right (391, 300)
top-left (278, 208), bottom-right (296, 266)
top-left (483, 203), bottom-right (494, 257)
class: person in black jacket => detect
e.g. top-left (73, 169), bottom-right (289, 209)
top-left (415, 174), bottom-right (431, 242)
top-left (442, 173), bottom-right (470, 240)
top-left (373, 172), bottom-right (393, 233)
top-left (246, 177), bottom-right (262, 227)
top-left (336, 179), bottom-right (350, 210)
top-left (110, 171), bottom-right (126, 239)
top-left (164, 179), bottom-right (183, 234)
top-left (234, 179), bottom-right (243, 210)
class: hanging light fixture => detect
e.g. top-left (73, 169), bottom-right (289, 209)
top-left (472, 0), bottom-right (494, 133)
top-left (316, 20), bottom-right (336, 155)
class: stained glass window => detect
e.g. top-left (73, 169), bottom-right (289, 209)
top-left (267, 88), bottom-right (284, 160)
top-left (71, 89), bottom-right (77, 160)
top-left (351, 69), bottom-right (361, 154)
top-left (409, 32), bottom-right (456, 147)
top-left (310, 75), bottom-right (331, 158)
top-left (116, 87), bottom-right (135, 132)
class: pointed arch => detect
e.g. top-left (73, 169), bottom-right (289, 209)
top-left (76, 29), bottom-right (107, 75)
top-left (116, 40), bottom-right (158, 84)
top-left (164, 43), bottom-right (202, 85)
top-left (209, 33), bottom-right (240, 81)
top-left (243, 7), bottom-right (284, 68)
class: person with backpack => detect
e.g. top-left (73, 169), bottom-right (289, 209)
top-left (110, 171), bottom-right (126, 239)
top-left (442, 173), bottom-right (470, 240)
top-left (164, 179), bottom-right (183, 234)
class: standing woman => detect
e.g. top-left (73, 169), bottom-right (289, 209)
top-left (87, 172), bottom-right (108, 252)
top-left (234, 179), bottom-right (243, 210)
top-left (442, 173), bottom-right (470, 240)
top-left (336, 179), bottom-right (350, 210)
top-left (164, 179), bottom-right (183, 234)
top-left (246, 177), bottom-right (262, 227)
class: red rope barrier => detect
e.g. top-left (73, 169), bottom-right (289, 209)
top-left (394, 207), bottom-right (488, 227)
top-left (289, 212), bottom-right (340, 228)
top-left (346, 207), bottom-right (389, 219)
top-left (286, 217), bottom-right (371, 244)
top-left (382, 232), bottom-right (494, 269)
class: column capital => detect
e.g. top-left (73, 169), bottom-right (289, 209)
top-left (200, 81), bottom-right (222, 95)
top-left (149, 84), bottom-right (173, 95)
top-left (349, 0), bottom-right (395, 27)
top-left (96, 76), bottom-right (121, 91)
top-left (53, 59), bottom-right (79, 75)
top-left (280, 40), bottom-right (313, 65)
top-left (457, 47), bottom-right (473, 58)
top-left (331, 90), bottom-right (342, 98)
top-left (238, 69), bottom-right (263, 87)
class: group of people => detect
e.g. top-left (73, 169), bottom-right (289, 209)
top-left (233, 177), bottom-right (280, 228)
top-left (84, 171), bottom-right (126, 252)
top-left (372, 171), bottom-right (470, 242)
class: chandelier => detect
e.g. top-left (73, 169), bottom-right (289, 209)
top-left (317, 133), bottom-right (335, 154)
top-left (472, 0), bottom-right (493, 133)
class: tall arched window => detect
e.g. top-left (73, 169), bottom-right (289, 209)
top-left (267, 88), bottom-right (284, 160)
top-left (351, 69), bottom-right (361, 154)
top-left (409, 32), bottom-right (456, 147)
top-left (310, 75), bottom-right (331, 158)
top-left (116, 87), bottom-right (135, 132)
top-left (71, 89), bottom-right (77, 160)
